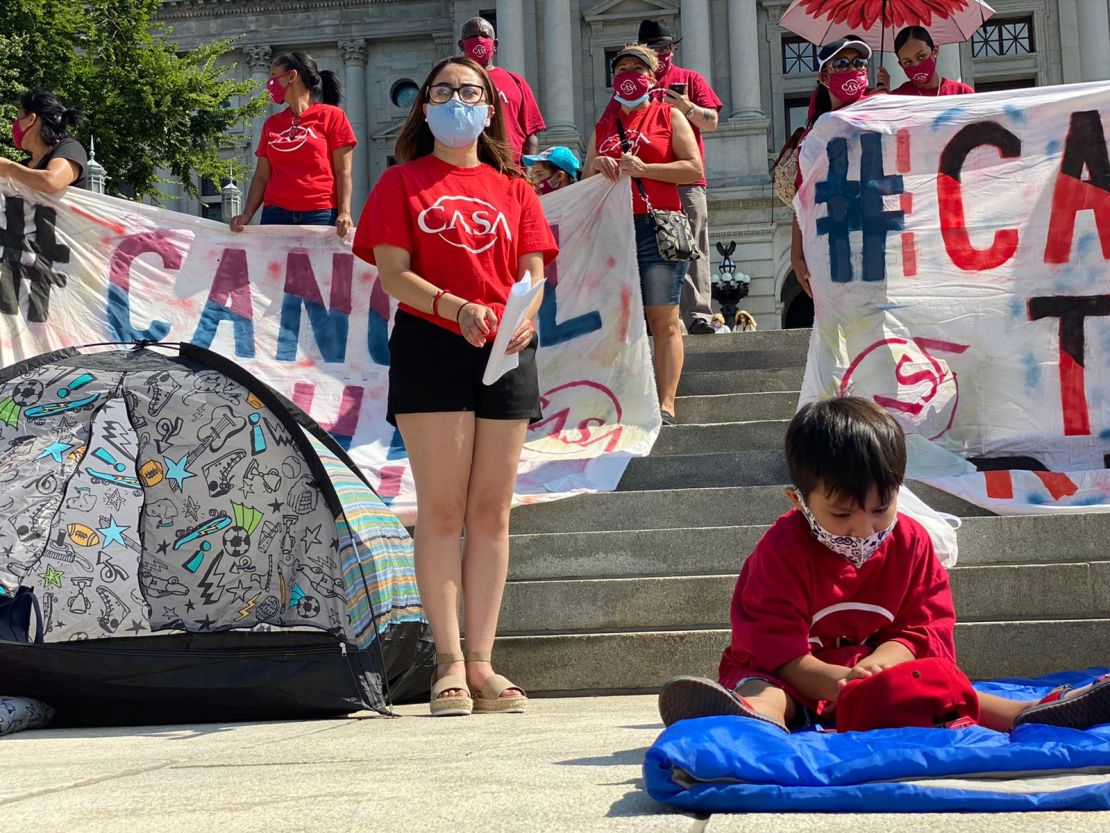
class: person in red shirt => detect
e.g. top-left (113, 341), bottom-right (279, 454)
top-left (353, 56), bottom-right (558, 718)
top-left (458, 16), bottom-right (546, 161)
top-left (790, 37), bottom-right (876, 300)
top-left (230, 51), bottom-right (356, 238)
top-left (584, 44), bottom-right (702, 426)
top-left (877, 27), bottom-right (976, 97)
top-left (658, 397), bottom-right (1110, 733)
top-left (637, 18), bottom-right (725, 336)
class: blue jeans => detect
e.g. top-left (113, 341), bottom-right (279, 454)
top-left (260, 206), bottom-right (338, 226)
top-left (635, 215), bottom-right (687, 307)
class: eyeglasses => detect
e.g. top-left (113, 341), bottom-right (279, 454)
top-left (427, 84), bottom-right (486, 104)
top-left (827, 57), bottom-right (869, 72)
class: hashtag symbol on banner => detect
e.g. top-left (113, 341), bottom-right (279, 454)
top-left (0, 197), bottom-right (71, 323)
top-left (814, 133), bottom-right (906, 284)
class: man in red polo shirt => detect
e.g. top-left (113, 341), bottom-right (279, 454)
top-left (639, 18), bottom-right (723, 336)
top-left (458, 16), bottom-right (546, 162)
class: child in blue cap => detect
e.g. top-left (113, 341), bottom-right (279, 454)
top-left (522, 146), bottom-right (581, 194)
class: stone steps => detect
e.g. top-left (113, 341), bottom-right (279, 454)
top-left (510, 483), bottom-right (989, 535)
top-left (497, 563), bottom-right (1110, 635)
top-left (496, 328), bottom-right (1110, 694)
top-left (674, 391), bottom-right (799, 424)
top-left (507, 514), bottom-right (1110, 580)
top-left (495, 620), bottom-right (1110, 695)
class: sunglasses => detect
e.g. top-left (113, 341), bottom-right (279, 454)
top-left (826, 57), bottom-right (869, 72)
top-left (427, 83), bottom-right (486, 104)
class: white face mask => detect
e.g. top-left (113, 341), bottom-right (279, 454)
top-left (793, 488), bottom-right (897, 568)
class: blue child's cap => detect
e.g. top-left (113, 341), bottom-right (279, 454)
top-left (521, 146), bottom-right (581, 179)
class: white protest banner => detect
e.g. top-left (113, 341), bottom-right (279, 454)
top-left (796, 81), bottom-right (1110, 514)
top-left (0, 173), bottom-right (659, 524)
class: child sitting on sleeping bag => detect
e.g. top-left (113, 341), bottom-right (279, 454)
top-left (659, 397), bottom-right (1110, 733)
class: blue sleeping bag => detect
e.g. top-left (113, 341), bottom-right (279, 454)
top-left (644, 669), bottom-right (1110, 813)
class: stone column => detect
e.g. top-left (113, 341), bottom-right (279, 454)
top-left (1077, 0), bottom-right (1110, 81)
top-left (680, 0), bottom-right (713, 84)
top-left (496, 0), bottom-right (526, 76)
top-left (243, 45), bottom-right (272, 160)
top-left (726, 0), bottom-right (763, 119)
top-left (935, 43), bottom-right (962, 83)
top-left (339, 39), bottom-right (369, 215)
top-left (542, 0), bottom-right (578, 140)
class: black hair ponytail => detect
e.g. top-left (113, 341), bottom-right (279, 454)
top-left (273, 51), bottom-right (343, 106)
top-left (809, 84), bottom-right (832, 127)
top-left (18, 90), bottom-right (81, 146)
top-left (894, 26), bottom-right (934, 53)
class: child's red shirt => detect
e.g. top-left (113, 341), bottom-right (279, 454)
top-left (718, 509), bottom-right (957, 696)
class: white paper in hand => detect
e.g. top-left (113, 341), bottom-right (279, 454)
top-left (482, 276), bottom-right (545, 386)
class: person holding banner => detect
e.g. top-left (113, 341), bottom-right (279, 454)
top-left (353, 56), bottom-right (557, 717)
top-left (584, 44), bottom-right (703, 426)
top-left (877, 27), bottom-right (975, 97)
top-left (230, 51), bottom-right (356, 238)
top-left (790, 37), bottom-right (874, 299)
top-left (0, 91), bottom-right (86, 193)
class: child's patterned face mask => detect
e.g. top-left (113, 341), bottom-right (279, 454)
top-left (793, 488), bottom-right (897, 568)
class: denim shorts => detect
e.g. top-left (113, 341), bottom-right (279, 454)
top-left (260, 206), bottom-right (339, 226)
top-left (635, 214), bottom-right (687, 307)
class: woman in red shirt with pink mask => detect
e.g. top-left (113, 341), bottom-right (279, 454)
top-left (353, 57), bottom-right (558, 718)
top-left (877, 27), bottom-right (975, 98)
top-left (790, 37), bottom-right (875, 300)
top-left (230, 51), bottom-right (356, 238)
top-left (583, 44), bottom-right (702, 426)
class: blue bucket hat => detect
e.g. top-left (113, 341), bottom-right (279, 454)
top-left (521, 146), bottom-right (581, 180)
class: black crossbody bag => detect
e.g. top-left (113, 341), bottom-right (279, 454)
top-left (614, 117), bottom-right (698, 263)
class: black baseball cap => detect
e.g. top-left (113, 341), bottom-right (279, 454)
top-left (637, 19), bottom-right (681, 47)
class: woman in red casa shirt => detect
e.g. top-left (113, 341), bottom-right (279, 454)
top-left (877, 27), bottom-right (975, 98)
top-left (230, 51), bottom-right (356, 238)
top-left (583, 44), bottom-right (702, 426)
top-left (791, 37), bottom-right (876, 300)
top-left (353, 56), bottom-right (557, 718)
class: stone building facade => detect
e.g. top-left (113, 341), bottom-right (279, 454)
top-left (156, 0), bottom-right (1110, 329)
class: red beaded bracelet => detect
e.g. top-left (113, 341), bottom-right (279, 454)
top-left (431, 289), bottom-right (447, 319)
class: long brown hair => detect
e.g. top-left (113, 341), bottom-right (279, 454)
top-left (393, 57), bottom-right (521, 177)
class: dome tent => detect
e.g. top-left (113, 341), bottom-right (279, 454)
top-left (0, 343), bottom-right (432, 727)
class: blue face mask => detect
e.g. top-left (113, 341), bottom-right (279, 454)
top-left (614, 92), bottom-right (650, 108)
top-left (426, 99), bottom-right (490, 149)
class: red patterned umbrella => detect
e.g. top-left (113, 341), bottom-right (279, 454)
top-left (780, 0), bottom-right (996, 53)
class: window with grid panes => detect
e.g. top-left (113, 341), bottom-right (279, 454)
top-left (782, 36), bottom-right (819, 75)
top-left (972, 16), bottom-right (1034, 58)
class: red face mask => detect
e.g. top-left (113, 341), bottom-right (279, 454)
top-left (537, 172), bottom-right (563, 194)
top-left (826, 70), bottom-right (868, 104)
top-left (910, 56), bottom-right (937, 86)
top-left (266, 72), bottom-right (291, 105)
top-left (655, 52), bottom-right (673, 76)
top-left (463, 37), bottom-right (495, 67)
top-left (613, 70), bottom-right (653, 104)
top-left (11, 114), bottom-right (31, 150)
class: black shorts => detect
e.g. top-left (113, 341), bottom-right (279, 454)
top-left (387, 310), bottom-right (542, 426)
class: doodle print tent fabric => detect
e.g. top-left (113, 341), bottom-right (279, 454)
top-left (0, 343), bottom-right (431, 727)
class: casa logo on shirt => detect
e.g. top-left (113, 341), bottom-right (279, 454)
top-left (598, 129), bottom-right (650, 156)
top-left (267, 124), bottom-right (319, 153)
top-left (417, 195), bottom-right (513, 255)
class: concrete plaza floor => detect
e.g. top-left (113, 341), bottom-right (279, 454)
top-left (1, 694), bottom-right (1108, 833)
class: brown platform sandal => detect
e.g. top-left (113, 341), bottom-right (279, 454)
top-left (465, 651), bottom-right (527, 714)
top-left (430, 651), bottom-right (473, 717)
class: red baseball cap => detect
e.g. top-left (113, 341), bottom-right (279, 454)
top-left (836, 657), bottom-right (980, 733)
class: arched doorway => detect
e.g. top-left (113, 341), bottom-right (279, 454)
top-left (780, 272), bottom-right (814, 329)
